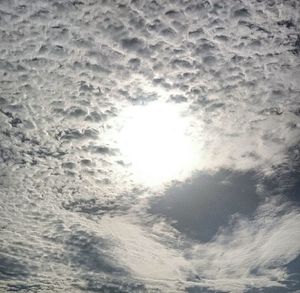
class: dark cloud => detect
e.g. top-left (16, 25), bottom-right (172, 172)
top-left (73, 277), bottom-right (146, 293)
top-left (150, 170), bottom-right (260, 242)
top-left (56, 128), bottom-right (99, 141)
top-left (62, 197), bottom-right (123, 216)
top-left (65, 230), bottom-right (123, 274)
top-left (121, 37), bottom-right (144, 51)
top-left (0, 254), bottom-right (30, 280)
top-left (169, 94), bottom-right (187, 103)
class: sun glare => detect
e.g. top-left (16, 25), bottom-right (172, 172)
top-left (119, 102), bottom-right (196, 186)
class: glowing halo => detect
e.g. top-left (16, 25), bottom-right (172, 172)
top-left (118, 102), bottom-right (197, 186)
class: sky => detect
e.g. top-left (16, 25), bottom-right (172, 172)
top-left (0, 0), bottom-right (300, 292)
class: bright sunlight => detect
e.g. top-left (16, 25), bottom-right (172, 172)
top-left (119, 102), bottom-right (197, 186)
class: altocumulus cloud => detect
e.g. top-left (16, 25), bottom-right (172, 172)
top-left (0, 0), bottom-right (300, 292)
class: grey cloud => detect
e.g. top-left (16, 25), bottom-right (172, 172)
top-left (169, 94), bottom-right (187, 103)
top-left (66, 106), bottom-right (87, 118)
top-left (233, 8), bottom-right (251, 18)
top-left (187, 197), bottom-right (300, 292)
top-left (141, 192), bottom-right (300, 292)
top-left (121, 37), bottom-right (144, 51)
top-left (128, 58), bottom-right (141, 69)
top-left (5, 283), bottom-right (42, 292)
top-left (65, 230), bottom-right (123, 274)
top-left (73, 277), bottom-right (146, 293)
top-left (150, 170), bottom-right (260, 242)
top-left (0, 254), bottom-right (30, 280)
top-left (56, 128), bottom-right (99, 141)
top-left (84, 145), bottom-right (115, 155)
top-left (62, 197), bottom-right (123, 216)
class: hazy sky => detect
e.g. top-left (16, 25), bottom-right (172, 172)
top-left (0, 0), bottom-right (300, 292)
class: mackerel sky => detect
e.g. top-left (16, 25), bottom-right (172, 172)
top-left (0, 0), bottom-right (300, 292)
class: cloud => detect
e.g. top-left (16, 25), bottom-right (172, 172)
top-left (0, 254), bottom-right (30, 280)
top-left (99, 215), bottom-right (190, 292)
top-left (0, 0), bottom-right (299, 188)
top-left (187, 197), bottom-right (300, 292)
top-left (65, 230), bottom-right (124, 274)
top-left (62, 197), bottom-right (125, 216)
top-left (0, 0), bottom-right (300, 292)
top-left (150, 170), bottom-right (260, 242)
top-left (71, 196), bottom-right (299, 293)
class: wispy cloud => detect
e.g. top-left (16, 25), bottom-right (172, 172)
top-left (189, 197), bottom-right (300, 292)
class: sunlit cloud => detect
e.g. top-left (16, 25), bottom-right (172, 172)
top-left (118, 102), bottom-right (200, 186)
top-left (0, 0), bottom-right (299, 292)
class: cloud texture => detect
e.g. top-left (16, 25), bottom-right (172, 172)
top-left (1, 0), bottom-right (300, 292)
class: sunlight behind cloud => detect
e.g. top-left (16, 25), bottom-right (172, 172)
top-left (118, 102), bottom-right (198, 186)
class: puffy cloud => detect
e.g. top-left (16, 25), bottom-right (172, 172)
top-left (0, 0), bottom-right (300, 292)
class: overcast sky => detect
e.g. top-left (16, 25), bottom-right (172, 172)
top-left (0, 0), bottom-right (300, 292)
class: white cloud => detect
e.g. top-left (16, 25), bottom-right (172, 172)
top-left (1, 0), bottom-right (299, 190)
top-left (187, 197), bottom-right (300, 292)
top-left (84, 197), bottom-right (300, 292)
top-left (0, 0), bottom-right (300, 292)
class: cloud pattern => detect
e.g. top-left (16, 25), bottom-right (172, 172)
top-left (1, 0), bottom-right (300, 292)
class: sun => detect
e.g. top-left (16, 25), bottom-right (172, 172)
top-left (118, 102), bottom-right (196, 186)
